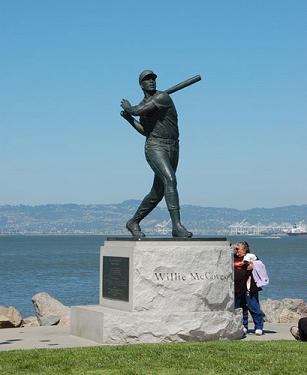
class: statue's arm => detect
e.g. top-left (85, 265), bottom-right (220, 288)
top-left (120, 99), bottom-right (157, 116)
top-left (120, 111), bottom-right (146, 136)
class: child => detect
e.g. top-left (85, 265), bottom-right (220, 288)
top-left (234, 252), bottom-right (257, 268)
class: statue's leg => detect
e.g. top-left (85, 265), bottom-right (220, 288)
top-left (146, 140), bottom-right (192, 238)
top-left (126, 175), bottom-right (164, 237)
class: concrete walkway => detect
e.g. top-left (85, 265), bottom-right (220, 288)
top-left (0, 326), bottom-right (101, 351)
top-left (0, 323), bottom-right (296, 351)
top-left (243, 323), bottom-right (295, 341)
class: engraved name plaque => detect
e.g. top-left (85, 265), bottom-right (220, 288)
top-left (102, 256), bottom-right (129, 302)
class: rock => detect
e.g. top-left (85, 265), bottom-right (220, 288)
top-left (32, 292), bottom-right (70, 327)
top-left (71, 305), bottom-right (244, 344)
top-left (71, 240), bottom-right (243, 344)
top-left (103, 310), bottom-right (244, 344)
top-left (21, 316), bottom-right (40, 327)
top-left (101, 240), bottom-right (235, 313)
top-left (261, 298), bottom-right (307, 323)
top-left (0, 306), bottom-right (22, 328)
top-left (39, 315), bottom-right (60, 326)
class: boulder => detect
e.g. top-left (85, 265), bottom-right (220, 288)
top-left (32, 292), bottom-right (70, 327)
top-left (21, 316), bottom-right (40, 327)
top-left (0, 306), bottom-right (22, 328)
top-left (39, 315), bottom-right (60, 326)
top-left (261, 298), bottom-right (307, 323)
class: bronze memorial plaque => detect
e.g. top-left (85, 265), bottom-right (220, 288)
top-left (102, 256), bottom-right (129, 301)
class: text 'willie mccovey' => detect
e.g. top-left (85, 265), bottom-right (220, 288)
top-left (154, 272), bottom-right (230, 282)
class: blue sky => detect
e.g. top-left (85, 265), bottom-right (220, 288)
top-left (1, 1), bottom-right (306, 209)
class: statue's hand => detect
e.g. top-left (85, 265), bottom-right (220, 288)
top-left (120, 99), bottom-right (132, 111)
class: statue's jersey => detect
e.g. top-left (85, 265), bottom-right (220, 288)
top-left (140, 91), bottom-right (179, 140)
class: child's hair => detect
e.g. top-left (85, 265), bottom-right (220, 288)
top-left (237, 241), bottom-right (250, 253)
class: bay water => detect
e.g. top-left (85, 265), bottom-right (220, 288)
top-left (0, 235), bottom-right (306, 317)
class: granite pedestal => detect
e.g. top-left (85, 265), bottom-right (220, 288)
top-left (71, 238), bottom-right (242, 343)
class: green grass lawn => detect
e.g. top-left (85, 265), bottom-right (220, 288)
top-left (0, 341), bottom-right (306, 375)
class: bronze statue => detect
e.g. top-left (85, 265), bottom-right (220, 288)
top-left (120, 71), bottom-right (201, 238)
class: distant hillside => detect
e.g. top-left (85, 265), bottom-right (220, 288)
top-left (0, 201), bottom-right (307, 235)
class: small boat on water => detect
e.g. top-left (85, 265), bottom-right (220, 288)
top-left (286, 222), bottom-right (307, 236)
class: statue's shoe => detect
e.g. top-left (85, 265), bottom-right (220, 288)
top-left (172, 225), bottom-right (193, 238)
top-left (126, 219), bottom-right (145, 238)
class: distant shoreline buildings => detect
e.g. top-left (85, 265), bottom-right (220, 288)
top-left (0, 221), bottom-right (296, 236)
top-left (0, 202), bottom-right (306, 236)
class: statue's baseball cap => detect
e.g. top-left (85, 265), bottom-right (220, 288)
top-left (139, 70), bottom-right (157, 84)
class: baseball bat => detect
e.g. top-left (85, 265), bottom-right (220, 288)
top-left (165, 74), bottom-right (202, 94)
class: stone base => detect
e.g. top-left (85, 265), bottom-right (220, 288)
top-left (99, 238), bottom-right (234, 313)
top-left (71, 305), bottom-right (243, 344)
top-left (71, 238), bottom-right (243, 344)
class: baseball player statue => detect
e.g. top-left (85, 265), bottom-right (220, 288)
top-left (121, 70), bottom-right (200, 238)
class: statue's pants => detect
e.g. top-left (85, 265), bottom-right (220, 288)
top-left (131, 137), bottom-right (180, 222)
